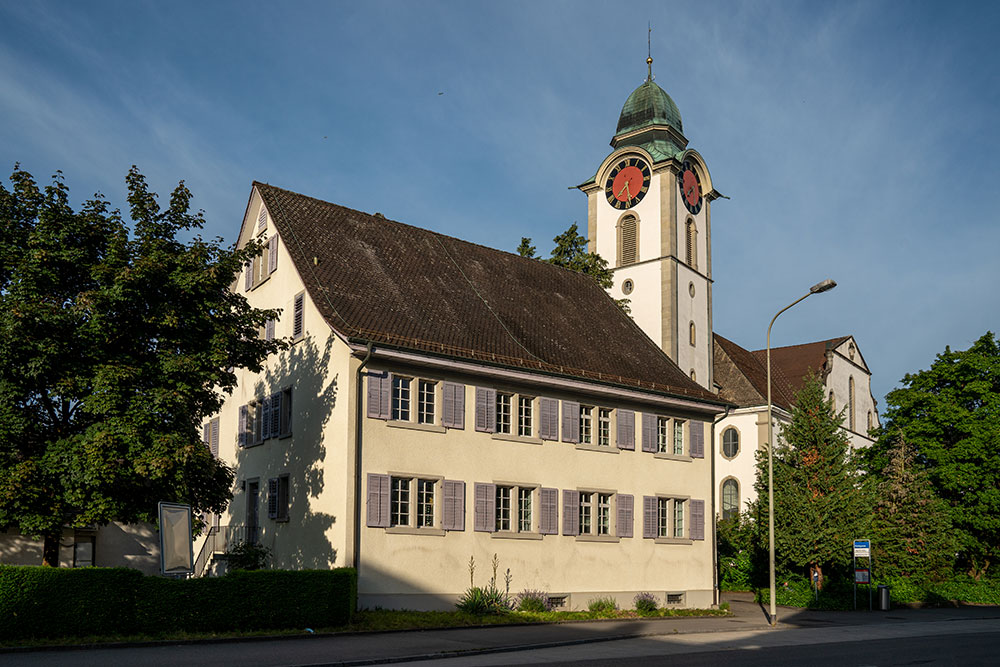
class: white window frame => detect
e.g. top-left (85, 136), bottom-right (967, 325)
top-left (496, 485), bottom-right (512, 532)
top-left (579, 405), bottom-right (593, 445)
top-left (597, 408), bottom-right (611, 446)
top-left (517, 396), bottom-right (534, 437)
top-left (389, 476), bottom-right (438, 529)
top-left (496, 392), bottom-right (513, 434)
top-left (656, 416), bottom-right (669, 453)
top-left (673, 419), bottom-right (685, 456)
top-left (417, 379), bottom-right (436, 425)
top-left (391, 376), bottom-right (412, 421)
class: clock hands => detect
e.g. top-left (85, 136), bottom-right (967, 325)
top-left (617, 179), bottom-right (633, 200)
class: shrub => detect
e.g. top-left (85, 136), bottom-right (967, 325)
top-left (515, 589), bottom-right (551, 612)
top-left (225, 540), bottom-right (272, 571)
top-left (456, 586), bottom-right (510, 615)
top-left (587, 596), bottom-right (618, 614)
top-left (633, 592), bottom-right (658, 613)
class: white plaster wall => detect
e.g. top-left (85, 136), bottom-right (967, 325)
top-left (824, 339), bottom-right (879, 450)
top-left (675, 262), bottom-right (711, 386)
top-left (611, 261), bottom-right (662, 349)
top-left (0, 523), bottom-right (159, 573)
top-left (714, 410), bottom-right (762, 514)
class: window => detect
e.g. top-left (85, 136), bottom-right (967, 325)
top-left (495, 486), bottom-right (512, 531)
top-left (619, 214), bottom-right (638, 266)
top-left (673, 499), bottom-right (685, 538)
top-left (292, 291), bottom-right (305, 339)
top-left (690, 369), bottom-right (697, 381)
top-left (597, 408), bottom-right (611, 446)
top-left (518, 396), bottom-right (533, 437)
top-left (657, 498), bottom-right (669, 538)
top-left (849, 376), bottom-right (856, 431)
top-left (867, 411), bottom-right (873, 431)
top-left (517, 487), bottom-right (532, 532)
top-left (257, 205), bottom-right (268, 232)
top-left (267, 474), bottom-right (290, 521)
top-left (722, 427), bottom-right (739, 458)
top-left (391, 376), bottom-right (411, 421)
top-left (417, 479), bottom-right (435, 528)
top-left (579, 405), bottom-right (593, 444)
top-left (390, 477), bottom-right (411, 527)
top-left (673, 420), bottom-right (685, 455)
top-left (496, 393), bottom-right (512, 434)
top-left (656, 416), bottom-right (669, 453)
top-left (418, 380), bottom-right (436, 425)
top-left (685, 219), bottom-right (697, 269)
top-left (579, 492), bottom-right (593, 535)
top-left (689, 321), bottom-right (696, 347)
top-left (597, 493), bottom-right (611, 535)
top-left (721, 479), bottom-right (739, 520)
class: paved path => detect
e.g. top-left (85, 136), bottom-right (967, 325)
top-left (3, 593), bottom-right (999, 666)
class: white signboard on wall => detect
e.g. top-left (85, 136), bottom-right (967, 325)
top-left (158, 502), bottom-right (193, 575)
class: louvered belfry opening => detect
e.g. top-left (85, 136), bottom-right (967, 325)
top-left (685, 219), bottom-right (697, 269)
top-left (619, 215), bottom-right (638, 266)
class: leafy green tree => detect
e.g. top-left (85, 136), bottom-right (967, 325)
top-left (869, 435), bottom-right (956, 581)
top-left (518, 223), bottom-right (629, 313)
top-left (0, 166), bottom-right (283, 565)
top-left (871, 332), bottom-right (1000, 579)
top-left (755, 374), bottom-right (871, 589)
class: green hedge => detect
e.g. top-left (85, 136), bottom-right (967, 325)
top-left (0, 565), bottom-right (356, 640)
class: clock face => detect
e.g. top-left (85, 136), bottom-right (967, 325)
top-left (605, 156), bottom-right (651, 210)
top-left (679, 160), bottom-right (703, 214)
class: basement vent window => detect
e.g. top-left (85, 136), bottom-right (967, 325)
top-left (547, 595), bottom-right (567, 609)
top-left (665, 592), bottom-right (685, 606)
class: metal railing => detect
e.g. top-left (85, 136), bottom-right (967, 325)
top-left (191, 525), bottom-right (258, 577)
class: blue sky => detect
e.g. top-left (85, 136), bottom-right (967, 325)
top-left (2, 0), bottom-right (997, 407)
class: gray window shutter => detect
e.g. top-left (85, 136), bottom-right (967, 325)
top-left (474, 483), bottom-right (496, 532)
top-left (268, 235), bottom-right (278, 273)
top-left (539, 488), bottom-right (558, 535)
top-left (210, 417), bottom-right (220, 458)
top-left (202, 423), bottom-right (210, 447)
top-left (265, 318), bottom-right (275, 341)
top-left (561, 401), bottom-right (580, 443)
top-left (475, 387), bottom-right (496, 433)
top-left (292, 292), bottom-right (304, 339)
top-left (616, 409), bottom-right (635, 450)
top-left (689, 420), bottom-right (704, 458)
top-left (238, 405), bottom-right (248, 447)
top-left (539, 398), bottom-right (558, 440)
top-left (270, 393), bottom-right (281, 436)
top-left (442, 383), bottom-right (465, 429)
top-left (366, 474), bottom-right (390, 528)
top-left (244, 262), bottom-right (252, 291)
top-left (616, 494), bottom-right (634, 538)
top-left (257, 206), bottom-right (268, 231)
top-left (562, 490), bottom-right (580, 536)
top-left (442, 480), bottom-right (465, 531)
top-left (641, 413), bottom-right (657, 452)
top-left (367, 371), bottom-right (389, 419)
top-left (280, 388), bottom-right (293, 436)
top-left (690, 499), bottom-right (705, 540)
top-left (642, 496), bottom-right (657, 538)
top-left (267, 478), bottom-right (279, 519)
top-left (262, 398), bottom-right (272, 440)
top-left (254, 403), bottom-right (264, 445)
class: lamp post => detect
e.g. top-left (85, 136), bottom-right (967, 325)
top-left (766, 278), bottom-right (836, 627)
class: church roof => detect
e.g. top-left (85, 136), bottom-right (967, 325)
top-left (713, 334), bottom-right (797, 411)
top-left (616, 79), bottom-right (683, 137)
top-left (750, 336), bottom-right (852, 395)
top-left (254, 182), bottom-right (724, 404)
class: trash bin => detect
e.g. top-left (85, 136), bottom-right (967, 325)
top-left (877, 584), bottom-right (890, 611)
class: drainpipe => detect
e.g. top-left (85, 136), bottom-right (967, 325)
top-left (711, 406), bottom-right (732, 608)
top-left (352, 342), bottom-right (374, 578)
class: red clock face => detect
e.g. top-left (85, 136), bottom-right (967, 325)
top-left (605, 157), bottom-right (651, 209)
top-left (679, 160), bottom-right (702, 214)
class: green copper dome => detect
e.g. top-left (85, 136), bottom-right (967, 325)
top-left (616, 79), bottom-right (683, 136)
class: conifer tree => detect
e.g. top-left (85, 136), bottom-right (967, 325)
top-left (755, 374), bottom-right (871, 589)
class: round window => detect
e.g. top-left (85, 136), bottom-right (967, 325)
top-left (622, 278), bottom-right (634, 295)
top-left (688, 281), bottom-right (695, 297)
top-left (722, 427), bottom-right (739, 458)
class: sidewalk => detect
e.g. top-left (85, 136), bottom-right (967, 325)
top-left (4, 592), bottom-right (1000, 667)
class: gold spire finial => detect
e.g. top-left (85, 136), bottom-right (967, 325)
top-left (647, 23), bottom-right (654, 81)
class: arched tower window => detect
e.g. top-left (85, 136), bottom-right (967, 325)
top-left (722, 427), bottom-right (739, 458)
top-left (690, 369), bottom-right (697, 381)
top-left (829, 390), bottom-right (835, 410)
top-left (685, 219), bottom-right (697, 269)
top-left (721, 479), bottom-right (739, 520)
top-left (689, 321), bottom-right (696, 347)
top-left (849, 376), bottom-right (856, 431)
top-left (618, 215), bottom-right (638, 266)
top-left (867, 411), bottom-right (873, 432)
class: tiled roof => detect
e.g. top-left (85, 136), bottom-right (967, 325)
top-left (713, 334), bottom-right (796, 411)
top-left (751, 337), bottom-right (851, 395)
top-left (254, 182), bottom-right (723, 404)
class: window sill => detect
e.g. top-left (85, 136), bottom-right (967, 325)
top-left (575, 443), bottom-right (618, 454)
top-left (387, 420), bottom-right (446, 434)
top-left (491, 433), bottom-right (542, 445)
top-left (653, 537), bottom-right (693, 545)
top-left (491, 531), bottom-right (543, 540)
top-left (385, 526), bottom-right (446, 537)
top-left (274, 517), bottom-right (289, 523)
top-left (653, 452), bottom-right (693, 462)
top-left (575, 534), bottom-right (620, 543)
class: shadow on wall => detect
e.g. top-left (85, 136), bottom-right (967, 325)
top-left (235, 335), bottom-right (340, 570)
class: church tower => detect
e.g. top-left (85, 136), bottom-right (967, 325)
top-left (578, 58), bottom-right (718, 389)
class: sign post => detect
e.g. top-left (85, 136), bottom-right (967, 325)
top-left (852, 539), bottom-right (872, 610)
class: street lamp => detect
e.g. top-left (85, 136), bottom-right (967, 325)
top-left (766, 278), bottom-right (836, 627)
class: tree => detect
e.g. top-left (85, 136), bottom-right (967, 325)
top-left (518, 223), bottom-right (629, 313)
top-left (755, 374), bottom-right (871, 589)
top-left (871, 332), bottom-right (1000, 579)
top-left (868, 435), bottom-right (956, 581)
top-left (0, 166), bottom-right (283, 565)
